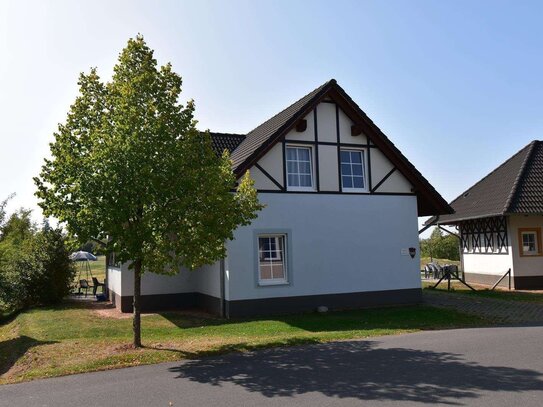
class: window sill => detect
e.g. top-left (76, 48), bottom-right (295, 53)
top-left (258, 280), bottom-right (289, 287)
top-left (342, 188), bottom-right (368, 193)
top-left (520, 253), bottom-right (542, 257)
top-left (286, 187), bottom-right (316, 192)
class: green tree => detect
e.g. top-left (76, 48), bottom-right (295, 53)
top-left (420, 227), bottom-right (460, 261)
top-left (34, 36), bottom-right (262, 347)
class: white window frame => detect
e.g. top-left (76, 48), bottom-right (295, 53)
top-left (257, 234), bottom-right (288, 286)
top-left (340, 148), bottom-right (367, 192)
top-left (286, 145), bottom-right (315, 192)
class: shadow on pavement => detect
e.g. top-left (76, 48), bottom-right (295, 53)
top-left (169, 340), bottom-right (543, 404)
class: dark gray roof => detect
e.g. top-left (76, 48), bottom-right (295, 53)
top-left (229, 80), bottom-right (333, 170)
top-left (209, 132), bottom-right (246, 155)
top-left (432, 140), bottom-right (543, 224)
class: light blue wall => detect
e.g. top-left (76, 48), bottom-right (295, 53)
top-left (225, 193), bottom-right (421, 301)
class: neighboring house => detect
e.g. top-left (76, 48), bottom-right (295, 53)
top-left (429, 140), bottom-right (543, 289)
top-left (107, 79), bottom-right (451, 317)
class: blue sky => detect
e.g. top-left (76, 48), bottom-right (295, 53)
top-left (2, 0), bottom-right (543, 230)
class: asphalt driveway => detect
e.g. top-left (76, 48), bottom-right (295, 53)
top-left (2, 326), bottom-right (543, 406)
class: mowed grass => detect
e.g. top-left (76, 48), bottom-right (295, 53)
top-left (423, 281), bottom-right (543, 303)
top-left (0, 302), bottom-right (485, 384)
top-left (73, 255), bottom-right (106, 282)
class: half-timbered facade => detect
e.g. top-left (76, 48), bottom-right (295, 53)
top-left (107, 79), bottom-right (451, 317)
top-left (430, 140), bottom-right (543, 289)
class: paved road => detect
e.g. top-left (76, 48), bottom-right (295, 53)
top-left (2, 326), bottom-right (543, 406)
top-left (423, 290), bottom-right (543, 323)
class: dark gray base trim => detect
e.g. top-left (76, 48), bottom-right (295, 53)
top-left (110, 291), bottom-right (221, 315)
top-left (513, 276), bottom-right (543, 290)
top-left (464, 272), bottom-right (515, 289)
top-left (109, 288), bottom-right (422, 318)
top-left (225, 288), bottom-right (422, 318)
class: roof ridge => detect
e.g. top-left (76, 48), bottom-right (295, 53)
top-left (504, 140), bottom-right (540, 213)
top-left (446, 141), bottom-right (536, 209)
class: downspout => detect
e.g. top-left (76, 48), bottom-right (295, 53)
top-left (219, 258), bottom-right (226, 318)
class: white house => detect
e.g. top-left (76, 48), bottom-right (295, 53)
top-left (107, 79), bottom-right (451, 317)
top-left (429, 140), bottom-right (543, 290)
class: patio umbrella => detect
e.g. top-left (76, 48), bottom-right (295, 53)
top-left (70, 251), bottom-right (97, 262)
top-left (70, 251), bottom-right (98, 293)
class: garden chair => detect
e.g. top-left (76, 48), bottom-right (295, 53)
top-left (78, 279), bottom-right (93, 297)
top-left (424, 264), bottom-right (433, 279)
top-left (92, 277), bottom-right (105, 296)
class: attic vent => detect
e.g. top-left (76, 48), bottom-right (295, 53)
top-left (463, 192), bottom-right (470, 198)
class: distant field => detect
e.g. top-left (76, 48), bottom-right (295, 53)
top-left (73, 255), bottom-right (106, 283)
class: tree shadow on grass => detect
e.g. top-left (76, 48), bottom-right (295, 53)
top-left (159, 304), bottom-right (485, 332)
top-left (169, 340), bottom-right (543, 405)
top-left (0, 336), bottom-right (57, 376)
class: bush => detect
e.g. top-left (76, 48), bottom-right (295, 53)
top-left (0, 208), bottom-right (75, 312)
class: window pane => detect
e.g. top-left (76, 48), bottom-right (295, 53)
top-left (260, 264), bottom-right (272, 280)
top-left (286, 148), bottom-right (297, 160)
top-left (353, 176), bottom-right (364, 188)
top-left (299, 161), bottom-right (311, 174)
top-left (271, 264), bottom-right (285, 279)
top-left (340, 150), bottom-right (350, 163)
top-left (288, 174), bottom-right (299, 187)
top-left (298, 148), bottom-right (310, 161)
top-left (300, 174), bottom-right (312, 187)
top-left (341, 164), bottom-right (352, 176)
top-left (352, 164), bottom-right (363, 176)
top-left (342, 176), bottom-right (352, 188)
top-left (350, 151), bottom-right (362, 164)
top-left (287, 161), bottom-right (297, 173)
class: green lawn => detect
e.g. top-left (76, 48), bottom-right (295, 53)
top-left (423, 281), bottom-right (543, 303)
top-left (0, 301), bottom-right (485, 384)
top-left (73, 255), bottom-right (106, 284)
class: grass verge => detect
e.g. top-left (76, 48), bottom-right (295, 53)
top-left (0, 300), bottom-right (487, 384)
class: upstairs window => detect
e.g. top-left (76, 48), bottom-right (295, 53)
top-left (286, 146), bottom-right (314, 190)
top-left (340, 149), bottom-right (366, 191)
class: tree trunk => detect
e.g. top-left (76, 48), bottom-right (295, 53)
top-left (133, 259), bottom-right (142, 348)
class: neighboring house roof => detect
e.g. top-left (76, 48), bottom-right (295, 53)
top-left (430, 140), bottom-right (543, 224)
top-left (206, 79), bottom-right (452, 217)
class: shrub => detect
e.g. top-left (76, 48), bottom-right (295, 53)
top-left (0, 209), bottom-right (75, 312)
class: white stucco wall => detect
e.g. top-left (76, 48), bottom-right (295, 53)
top-left (285, 110), bottom-right (315, 142)
top-left (254, 142), bottom-right (283, 189)
top-left (107, 266), bottom-right (122, 294)
top-left (191, 261), bottom-right (221, 297)
top-left (107, 258), bottom-right (221, 298)
top-left (509, 215), bottom-right (543, 277)
top-left (462, 252), bottom-right (513, 276)
top-left (316, 102), bottom-right (337, 142)
top-left (119, 265), bottom-right (195, 297)
top-left (318, 144), bottom-right (339, 191)
top-left (226, 193), bottom-right (421, 301)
